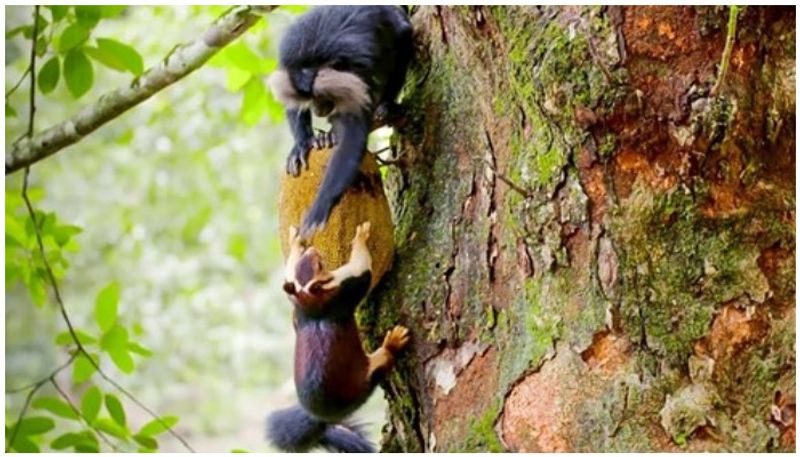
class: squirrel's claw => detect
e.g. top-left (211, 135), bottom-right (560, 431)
top-left (382, 325), bottom-right (410, 354)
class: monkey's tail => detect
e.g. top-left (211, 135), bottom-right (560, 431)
top-left (266, 405), bottom-right (375, 453)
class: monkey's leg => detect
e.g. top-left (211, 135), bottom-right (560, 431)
top-left (367, 326), bottom-right (410, 383)
top-left (286, 108), bottom-right (314, 176)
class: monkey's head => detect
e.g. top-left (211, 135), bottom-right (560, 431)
top-left (283, 247), bottom-right (337, 315)
top-left (267, 8), bottom-right (376, 117)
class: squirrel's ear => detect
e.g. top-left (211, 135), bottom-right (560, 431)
top-left (283, 281), bottom-right (297, 295)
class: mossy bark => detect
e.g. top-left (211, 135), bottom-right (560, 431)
top-left (362, 6), bottom-right (795, 452)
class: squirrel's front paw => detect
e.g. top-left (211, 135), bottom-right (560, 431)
top-left (382, 325), bottom-right (410, 354)
top-left (354, 221), bottom-right (371, 244)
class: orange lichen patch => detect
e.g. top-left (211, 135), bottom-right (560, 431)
top-left (431, 347), bottom-right (499, 449)
top-left (576, 144), bottom-right (608, 224)
top-left (698, 304), bottom-right (769, 362)
top-left (580, 331), bottom-right (632, 374)
top-left (501, 373), bottom-right (569, 451)
top-left (500, 349), bottom-right (584, 452)
top-left (701, 181), bottom-right (748, 218)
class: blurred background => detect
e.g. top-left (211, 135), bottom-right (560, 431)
top-left (5, 5), bottom-right (388, 452)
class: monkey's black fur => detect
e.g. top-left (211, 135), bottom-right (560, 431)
top-left (273, 6), bottom-right (413, 237)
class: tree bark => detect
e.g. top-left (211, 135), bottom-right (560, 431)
top-left (364, 6), bottom-right (795, 452)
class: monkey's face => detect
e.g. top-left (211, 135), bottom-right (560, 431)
top-left (267, 66), bottom-right (371, 116)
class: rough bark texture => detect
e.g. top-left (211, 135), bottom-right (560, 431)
top-left (361, 6), bottom-right (795, 452)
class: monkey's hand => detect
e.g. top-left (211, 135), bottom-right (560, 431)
top-left (286, 140), bottom-right (313, 177)
top-left (372, 102), bottom-right (407, 130)
top-left (312, 130), bottom-right (337, 150)
top-left (300, 197), bottom-right (333, 239)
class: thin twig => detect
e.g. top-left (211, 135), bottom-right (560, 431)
top-left (5, 352), bottom-right (77, 394)
top-left (51, 378), bottom-right (119, 451)
top-left (5, 67), bottom-right (32, 98)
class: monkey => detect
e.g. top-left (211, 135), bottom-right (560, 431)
top-left (266, 222), bottom-right (410, 452)
top-left (267, 6), bottom-right (413, 238)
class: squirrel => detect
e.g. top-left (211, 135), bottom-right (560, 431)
top-left (266, 222), bottom-right (410, 452)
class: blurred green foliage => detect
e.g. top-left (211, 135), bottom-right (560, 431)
top-left (6, 5), bottom-right (386, 453)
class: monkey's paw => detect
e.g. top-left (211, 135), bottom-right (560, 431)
top-left (300, 199), bottom-right (332, 238)
top-left (354, 221), bottom-right (371, 244)
top-left (312, 130), bottom-right (337, 150)
top-left (286, 142), bottom-right (312, 177)
top-left (382, 326), bottom-right (410, 354)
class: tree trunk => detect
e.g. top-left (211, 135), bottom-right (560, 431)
top-left (362, 6), bottom-right (795, 452)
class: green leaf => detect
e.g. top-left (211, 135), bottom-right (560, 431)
top-left (59, 24), bottom-right (89, 52)
top-left (38, 56), bottom-right (60, 94)
top-left (101, 324), bottom-right (128, 351)
top-left (6, 102), bottom-right (17, 117)
top-left (225, 66), bottom-right (251, 92)
top-left (48, 5), bottom-right (69, 22)
top-left (75, 443), bottom-right (100, 453)
top-left (32, 396), bottom-right (79, 420)
top-left (105, 394), bottom-right (126, 427)
top-left (75, 6), bottom-right (102, 28)
top-left (15, 416), bottom-right (55, 436)
top-left (138, 416), bottom-right (178, 437)
top-left (231, 449), bottom-right (249, 453)
top-left (241, 77), bottom-right (268, 126)
top-left (50, 432), bottom-right (83, 450)
top-left (28, 275), bottom-right (47, 307)
top-left (94, 38), bottom-right (144, 75)
top-left (55, 328), bottom-right (96, 346)
top-left (132, 434), bottom-right (157, 449)
top-left (6, 25), bottom-right (31, 39)
top-left (127, 341), bottom-right (153, 357)
top-left (35, 36), bottom-right (48, 57)
top-left (81, 386), bottom-right (102, 423)
top-left (108, 346), bottom-right (135, 373)
top-left (222, 42), bottom-right (264, 74)
top-left (63, 49), bottom-right (94, 98)
top-left (281, 5), bottom-right (310, 14)
top-left (100, 6), bottom-right (127, 18)
top-left (73, 352), bottom-right (98, 383)
top-left (6, 213), bottom-right (28, 246)
top-left (53, 224), bottom-right (82, 246)
top-left (11, 436), bottom-right (39, 452)
top-left (94, 282), bottom-right (119, 332)
top-left (92, 417), bottom-right (128, 439)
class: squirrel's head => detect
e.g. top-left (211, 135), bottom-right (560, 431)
top-left (283, 247), bottom-right (336, 315)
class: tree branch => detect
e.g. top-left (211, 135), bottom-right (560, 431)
top-left (6, 5), bottom-right (276, 174)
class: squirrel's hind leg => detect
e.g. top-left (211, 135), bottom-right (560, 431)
top-left (367, 326), bottom-right (410, 383)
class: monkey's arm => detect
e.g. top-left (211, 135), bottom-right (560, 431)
top-left (301, 113), bottom-right (368, 236)
top-left (286, 108), bottom-right (314, 176)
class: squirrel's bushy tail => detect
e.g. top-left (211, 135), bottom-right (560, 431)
top-left (266, 405), bottom-right (375, 453)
